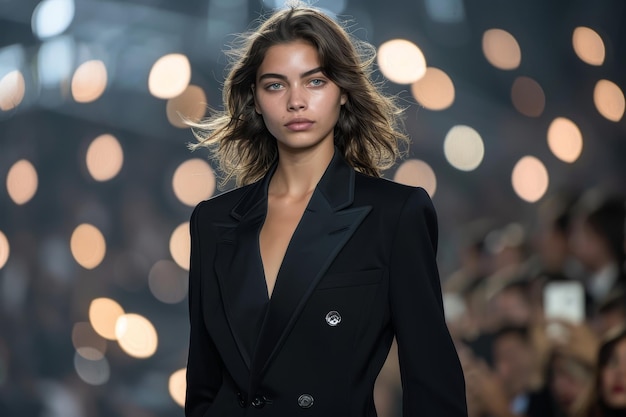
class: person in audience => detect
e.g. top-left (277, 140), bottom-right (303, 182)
top-left (593, 289), bottom-right (626, 337)
top-left (576, 326), bottom-right (626, 417)
top-left (535, 189), bottom-right (582, 279)
top-left (570, 191), bottom-right (626, 310)
top-left (547, 351), bottom-right (594, 416)
top-left (461, 325), bottom-right (552, 417)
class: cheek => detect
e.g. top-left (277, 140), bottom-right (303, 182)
top-left (259, 114), bottom-right (281, 138)
top-left (256, 101), bottom-right (283, 127)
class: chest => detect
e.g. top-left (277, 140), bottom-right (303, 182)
top-left (259, 196), bottom-right (309, 297)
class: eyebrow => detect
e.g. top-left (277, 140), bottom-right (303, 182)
top-left (258, 66), bottom-right (324, 81)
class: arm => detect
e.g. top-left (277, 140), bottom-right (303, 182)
top-left (185, 204), bottom-right (223, 417)
top-left (389, 188), bottom-right (468, 416)
top-left (463, 351), bottom-right (520, 417)
top-left (548, 319), bottom-right (599, 366)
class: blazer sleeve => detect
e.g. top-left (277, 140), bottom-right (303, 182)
top-left (389, 188), bottom-right (467, 416)
top-left (185, 203), bottom-right (224, 417)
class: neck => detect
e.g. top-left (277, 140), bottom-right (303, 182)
top-left (270, 143), bottom-right (334, 198)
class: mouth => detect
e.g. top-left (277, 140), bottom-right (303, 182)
top-left (285, 118), bottom-right (314, 131)
top-left (612, 385), bottom-right (626, 394)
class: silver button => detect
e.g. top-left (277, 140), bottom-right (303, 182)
top-left (325, 311), bottom-right (341, 326)
top-left (298, 393), bottom-right (314, 408)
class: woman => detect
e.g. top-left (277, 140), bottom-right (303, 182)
top-left (576, 327), bottom-right (626, 417)
top-left (569, 191), bottom-right (626, 311)
top-left (185, 4), bottom-right (467, 416)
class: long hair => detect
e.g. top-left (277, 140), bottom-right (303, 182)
top-left (575, 326), bottom-right (626, 417)
top-left (189, 4), bottom-right (409, 187)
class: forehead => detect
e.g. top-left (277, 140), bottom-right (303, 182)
top-left (257, 40), bottom-right (320, 76)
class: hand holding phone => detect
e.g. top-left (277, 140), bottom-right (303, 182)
top-left (543, 281), bottom-right (585, 341)
top-left (543, 281), bottom-right (585, 323)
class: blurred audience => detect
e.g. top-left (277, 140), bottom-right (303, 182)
top-left (442, 187), bottom-right (626, 417)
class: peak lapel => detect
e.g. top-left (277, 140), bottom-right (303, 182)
top-left (213, 164), bottom-right (277, 370)
top-left (249, 151), bottom-right (371, 392)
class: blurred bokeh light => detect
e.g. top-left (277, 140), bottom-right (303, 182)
top-left (148, 259), bottom-right (188, 304)
top-left (73, 350), bottom-right (110, 386)
top-left (71, 60), bottom-right (108, 103)
top-left (377, 39), bottom-right (427, 84)
top-left (115, 313), bottom-right (158, 359)
top-left (169, 222), bottom-right (190, 270)
top-left (166, 85), bottom-right (207, 128)
top-left (0, 230), bottom-right (9, 269)
top-left (149, 53), bottom-right (192, 99)
top-left (444, 125), bottom-right (485, 171)
top-left (169, 368), bottom-right (187, 408)
top-left (37, 36), bottom-right (74, 88)
top-left (172, 158), bottom-right (216, 206)
top-left (31, 0), bottom-right (75, 39)
top-left (393, 159), bottom-right (437, 197)
top-left (70, 223), bottom-right (106, 269)
top-left (75, 346), bottom-right (104, 361)
top-left (511, 156), bottom-right (549, 203)
top-left (89, 297), bottom-right (125, 340)
top-left (0, 70), bottom-right (25, 111)
top-left (411, 67), bottom-right (455, 110)
top-left (6, 159), bottom-right (38, 205)
top-left (511, 76), bottom-right (545, 117)
top-left (424, 0), bottom-right (465, 23)
top-left (594, 79), bottom-right (625, 122)
top-left (482, 28), bottom-right (521, 70)
top-left (86, 134), bottom-right (124, 181)
top-left (72, 321), bottom-right (107, 357)
top-left (572, 26), bottom-right (605, 66)
top-left (547, 117), bottom-right (583, 163)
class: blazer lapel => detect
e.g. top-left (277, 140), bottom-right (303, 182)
top-left (248, 151), bottom-right (371, 393)
top-left (213, 165), bottom-right (277, 369)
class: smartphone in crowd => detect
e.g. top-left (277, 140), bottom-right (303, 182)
top-left (543, 280), bottom-right (585, 340)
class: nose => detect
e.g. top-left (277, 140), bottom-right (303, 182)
top-left (287, 86), bottom-right (307, 111)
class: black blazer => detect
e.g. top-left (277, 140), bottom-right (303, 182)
top-left (185, 151), bottom-right (467, 416)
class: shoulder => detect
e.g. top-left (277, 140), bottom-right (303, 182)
top-left (353, 172), bottom-right (437, 240)
top-left (354, 171), bottom-right (433, 210)
top-left (192, 182), bottom-right (256, 224)
top-left (354, 173), bottom-right (439, 250)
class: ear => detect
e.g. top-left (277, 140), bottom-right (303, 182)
top-left (251, 84), bottom-right (261, 114)
top-left (340, 92), bottom-right (347, 106)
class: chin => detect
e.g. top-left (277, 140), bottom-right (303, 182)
top-left (606, 396), bottom-right (626, 409)
top-left (277, 139), bottom-right (332, 152)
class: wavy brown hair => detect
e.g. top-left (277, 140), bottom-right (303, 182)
top-left (189, 3), bottom-right (409, 187)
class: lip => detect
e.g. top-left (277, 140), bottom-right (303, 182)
top-left (612, 385), bottom-right (626, 394)
top-left (285, 118), bottom-right (314, 131)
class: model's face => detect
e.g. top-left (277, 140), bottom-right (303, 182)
top-left (601, 338), bottom-right (626, 409)
top-left (253, 40), bottom-right (346, 153)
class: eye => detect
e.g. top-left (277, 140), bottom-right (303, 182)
top-left (309, 78), bottom-right (325, 87)
top-left (265, 82), bottom-right (283, 91)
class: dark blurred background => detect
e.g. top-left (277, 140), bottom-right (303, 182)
top-left (1, 0), bottom-right (625, 416)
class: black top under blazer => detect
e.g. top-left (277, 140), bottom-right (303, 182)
top-left (185, 150), bottom-right (467, 416)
